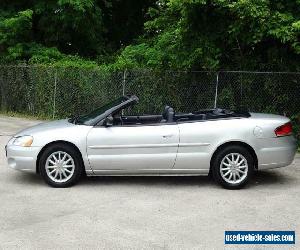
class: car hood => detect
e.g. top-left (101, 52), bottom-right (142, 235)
top-left (14, 119), bottom-right (76, 137)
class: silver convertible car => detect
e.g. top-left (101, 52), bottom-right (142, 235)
top-left (6, 95), bottom-right (297, 189)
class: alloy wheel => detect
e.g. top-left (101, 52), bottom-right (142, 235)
top-left (45, 151), bottom-right (75, 183)
top-left (219, 153), bottom-right (248, 184)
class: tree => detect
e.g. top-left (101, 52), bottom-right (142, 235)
top-left (0, 0), bottom-right (299, 71)
top-left (0, 9), bottom-right (33, 61)
top-left (0, 0), bottom-right (155, 63)
top-left (116, 0), bottom-right (300, 71)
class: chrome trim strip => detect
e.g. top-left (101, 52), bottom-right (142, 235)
top-left (179, 143), bottom-right (210, 147)
top-left (88, 142), bottom-right (210, 149)
top-left (89, 143), bottom-right (179, 149)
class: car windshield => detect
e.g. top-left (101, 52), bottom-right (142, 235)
top-left (72, 96), bottom-right (128, 125)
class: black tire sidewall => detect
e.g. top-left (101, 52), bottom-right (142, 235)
top-left (212, 145), bottom-right (254, 189)
top-left (39, 143), bottom-right (83, 188)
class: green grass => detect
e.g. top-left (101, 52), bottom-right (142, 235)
top-left (0, 111), bottom-right (52, 120)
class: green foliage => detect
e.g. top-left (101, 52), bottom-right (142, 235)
top-left (116, 0), bottom-right (300, 71)
top-left (28, 45), bottom-right (98, 68)
top-left (0, 9), bottom-right (33, 61)
top-left (0, 0), bottom-right (299, 70)
top-left (291, 114), bottom-right (300, 148)
top-left (0, 0), bottom-right (155, 64)
top-left (34, 0), bottom-right (105, 56)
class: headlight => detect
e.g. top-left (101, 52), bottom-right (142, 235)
top-left (13, 136), bottom-right (33, 147)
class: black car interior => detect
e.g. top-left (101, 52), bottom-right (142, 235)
top-left (112, 105), bottom-right (250, 126)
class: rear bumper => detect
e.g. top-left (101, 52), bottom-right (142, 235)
top-left (256, 136), bottom-right (297, 170)
top-left (5, 144), bottom-right (41, 173)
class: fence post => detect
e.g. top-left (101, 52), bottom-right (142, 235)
top-left (122, 69), bottom-right (127, 96)
top-left (121, 69), bottom-right (127, 115)
top-left (52, 69), bottom-right (58, 119)
top-left (214, 72), bottom-right (219, 108)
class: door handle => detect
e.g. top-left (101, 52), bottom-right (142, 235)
top-left (162, 134), bottom-right (173, 138)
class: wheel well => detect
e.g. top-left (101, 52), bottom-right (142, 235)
top-left (36, 140), bottom-right (86, 174)
top-left (210, 141), bottom-right (258, 170)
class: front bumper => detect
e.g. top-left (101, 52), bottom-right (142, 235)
top-left (5, 144), bottom-right (41, 173)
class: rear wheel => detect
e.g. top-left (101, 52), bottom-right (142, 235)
top-left (39, 143), bottom-right (83, 188)
top-left (211, 145), bottom-right (254, 189)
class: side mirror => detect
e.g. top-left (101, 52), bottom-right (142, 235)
top-left (104, 115), bottom-right (114, 127)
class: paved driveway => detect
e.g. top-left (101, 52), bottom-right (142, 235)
top-left (0, 115), bottom-right (299, 249)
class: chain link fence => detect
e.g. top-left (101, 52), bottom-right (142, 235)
top-left (1, 65), bottom-right (299, 145)
top-left (3, 65), bottom-right (299, 145)
top-left (0, 66), bottom-right (299, 120)
top-left (217, 71), bottom-right (300, 116)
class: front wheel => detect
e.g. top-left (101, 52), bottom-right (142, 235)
top-left (39, 143), bottom-right (83, 188)
top-left (211, 145), bottom-right (254, 189)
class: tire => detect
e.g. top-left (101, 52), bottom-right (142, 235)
top-left (39, 143), bottom-right (83, 188)
top-left (211, 145), bottom-right (254, 189)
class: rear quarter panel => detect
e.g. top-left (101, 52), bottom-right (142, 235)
top-left (249, 113), bottom-right (297, 169)
top-left (175, 118), bottom-right (257, 171)
top-left (175, 114), bottom-right (297, 171)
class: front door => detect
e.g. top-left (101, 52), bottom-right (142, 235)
top-left (86, 124), bottom-right (179, 172)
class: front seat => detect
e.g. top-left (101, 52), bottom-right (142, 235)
top-left (161, 106), bottom-right (174, 123)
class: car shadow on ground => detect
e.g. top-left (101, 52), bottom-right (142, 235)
top-left (78, 169), bottom-right (297, 189)
top-left (80, 175), bottom-right (213, 188)
top-left (248, 169), bottom-right (297, 187)
top-left (10, 169), bottom-right (297, 189)
top-left (7, 172), bottom-right (44, 186)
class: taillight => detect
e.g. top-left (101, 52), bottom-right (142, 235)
top-left (275, 122), bottom-right (293, 137)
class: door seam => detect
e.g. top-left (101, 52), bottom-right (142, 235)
top-left (172, 124), bottom-right (180, 168)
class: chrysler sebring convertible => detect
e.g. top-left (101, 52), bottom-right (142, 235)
top-left (5, 95), bottom-right (297, 189)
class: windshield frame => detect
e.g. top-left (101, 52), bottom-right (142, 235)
top-left (73, 95), bottom-right (138, 126)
